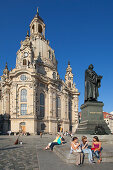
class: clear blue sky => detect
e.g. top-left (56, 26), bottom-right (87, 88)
top-left (0, 0), bottom-right (113, 112)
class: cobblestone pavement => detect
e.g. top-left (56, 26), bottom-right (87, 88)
top-left (0, 135), bottom-right (113, 170)
top-left (0, 136), bottom-right (41, 170)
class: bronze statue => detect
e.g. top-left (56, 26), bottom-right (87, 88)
top-left (85, 64), bottom-right (102, 102)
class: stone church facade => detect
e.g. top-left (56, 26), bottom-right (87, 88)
top-left (0, 10), bottom-right (79, 134)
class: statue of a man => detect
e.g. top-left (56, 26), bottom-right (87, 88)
top-left (85, 64), bottom-right (102, 102)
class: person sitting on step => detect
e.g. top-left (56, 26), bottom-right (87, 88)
top-left (44, 133), bottom-right (59, 150)
top-left (70, 137), bottom-right (83, 166)
top-left (81, 136), bottom-right (95, 164)
top-left (91, 136), bottom-right (102, 163)
top-left (49, 134), bottom-right (62, 151)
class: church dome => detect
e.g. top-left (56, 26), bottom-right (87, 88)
top-left (16, 9), bottom-right (58, 79)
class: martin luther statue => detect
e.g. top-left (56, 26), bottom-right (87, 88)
top-left (85, 64), bottom-right (102, 102)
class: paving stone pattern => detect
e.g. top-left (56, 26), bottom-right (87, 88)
top-left (0, 136), bottom-right (40, 170)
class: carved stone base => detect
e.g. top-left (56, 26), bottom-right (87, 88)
top-left (76, 101), bottom-right (111, 135)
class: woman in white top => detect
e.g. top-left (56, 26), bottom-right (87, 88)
top-left (70, 137), bottom-right (83, 165)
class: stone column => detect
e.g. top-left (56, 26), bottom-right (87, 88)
top-left (1, 85), bottom-right (10, 133)
top-left (48, 87), bottom-right (53, 118)
top-left (29, 83), bottom-right (34, 116)
top-left (72, 94), bottom-right (79, 132)
top-left (48, 86), bottom-right (53, 133)
top-left (13, 83), bottom-right (17, 116)
top-left (64, 94), bottom-right (68, 119)
top-left (52, 92), bottom-right (56, 118)
top-left (5, 88), bottom-right (10, 115)
top-left (67, 96), bottom-right (69, 120)
top-left (61, 95), bottom-right (64, 120)
top-left (1, 85), bottom-right (10, 114)
top-left (33, 83), bottom-right (36, 116)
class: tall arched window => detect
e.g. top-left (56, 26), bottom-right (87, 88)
top-left (56, 97), bottom-right (61, 118)
top-left (40, 93), bottom-right (45, 117)
top-left (20, 89), bottom-right (27, 115)
top-left (23, 59), bottom-right (27, 65)
top-left (68, 100), bottom-right (72, 131)
top-left (48, 50), bottom-right (51, 58)
top-left (0, 90), bottom-right (1, 100)
top-left (21, 89), bottom-right (27, 102)
top-left (53, 72), bottom-right (56, 79)
top-left (32, 25), bottom-right (34, 33)
top-left (52, 54), bottom-right (54, 61)
top-left (68, 82), bottom-right (71, 88)
top-left (38, 24), bottom-right (42, 33)
top-left (68, 101), bottom-right (71, 121)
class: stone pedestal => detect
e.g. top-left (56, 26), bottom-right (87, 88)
top-left (76, 101), bottom-right (111, 134)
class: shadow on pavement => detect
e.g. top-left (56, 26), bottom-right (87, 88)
top-left (0, 145), bottom-right (23, 151)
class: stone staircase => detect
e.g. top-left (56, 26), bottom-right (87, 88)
top-left (53, 135), bottom-right (113, 163)
top-left (76, 120), bottom-right (111, 134)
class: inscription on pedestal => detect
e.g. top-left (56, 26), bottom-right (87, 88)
top-left (90, 112), bottom-right (101, 114)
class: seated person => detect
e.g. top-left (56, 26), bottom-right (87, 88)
top-left (81, 136), bottom-right (94, 163)
top-left (50, 134), bottom-right (62, 151)
top-left (44, 133), bottom-right (59, 150)
top-left (70, 137), bottom-right (83, 166)
top-left (91, 136), bottom-right (102, 163)
top-left (61, 134), bottom-right (66, 144)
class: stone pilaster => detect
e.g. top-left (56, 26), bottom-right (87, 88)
top-left (71, 95), bottom-right (78, 132)
top-left (52, 92), bottom-right (56, 118)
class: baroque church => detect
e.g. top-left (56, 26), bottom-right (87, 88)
top-left (0, 9), bottom-right (79, 134)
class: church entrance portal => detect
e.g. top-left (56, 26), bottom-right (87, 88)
top-left (20, 122), bottom-right (26, 134)
top-left (57, 123), bottom-right (63, 132)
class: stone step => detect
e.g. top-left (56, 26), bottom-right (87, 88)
top-left (53, 144), bottom-right (113, 164)
top-left (76, 120), bottom-right (111, 135)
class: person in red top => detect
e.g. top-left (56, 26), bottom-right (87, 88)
top-left (91, 136), bottom-right (102, 163)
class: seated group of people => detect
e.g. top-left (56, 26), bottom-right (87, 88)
top-left (44, 134), bottom-right (102, 166)
top-left (71, 136), bottom-right (102, 165)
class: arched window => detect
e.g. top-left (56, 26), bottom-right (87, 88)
top-left (68, 82), bottom-right (71, 88)
top-left (0, 90), bottom-right (1, 100)
top-left (19, 122), bottom-right (26, 132)
top-left (38, 24), bottom-right (42, 33)
top-left (32, 25), bottom-right (34, 33)
top-left (56, 97), bottom-right (61, 118)
top-left (20, 122), bottom-right (26, 126)
top-left (21, 104), bottom-right (27, 115)
top-left (23, 59), bottom-right (27, 65)
top-left (53, 72), bottom-right (56, 79)
top-left (40, 93), bottom-right (45, 117)
top-left (21, 89), bottom-right (27, 102)
top-left (48, 50), bottom-right (51, 58)
top-left (52, 54), bottom-right (54, 61)
top-left (57, 97), bottom-right (61, 108)
top-left (20, 89), bottom-right (27, 115)
top-left (20, 75), bottom-right (27, 81)
top-left (68, 101), bottom-right (71, 121)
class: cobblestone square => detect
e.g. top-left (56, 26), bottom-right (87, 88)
top-left (0, 135), bottom-right (113, 170)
